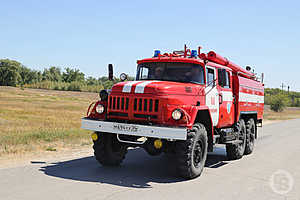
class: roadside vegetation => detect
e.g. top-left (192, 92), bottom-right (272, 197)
top-left (264, 106), bottom-right (300, 121)
top-left (265, 88), bottom-right (300, 112)
top-left (0, 58), bottom-right (133, 93)
top-left (0, 87), bottom-right (98, 156)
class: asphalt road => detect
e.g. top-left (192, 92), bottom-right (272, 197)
top-left (1, 119), bottom-right (300, 200)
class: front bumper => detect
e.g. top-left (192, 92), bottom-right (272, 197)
top-left (81, 118), bottom-right (187, 140)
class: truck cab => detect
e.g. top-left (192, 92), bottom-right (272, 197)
top-left (81, 45), bottom-right (264, 179)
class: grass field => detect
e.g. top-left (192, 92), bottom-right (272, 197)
top-left (1, 86), bottom-right (300, 157)
top-left (0, 86), bottom-right (98, 156)
top-left (263, 105), bottom-right (300, 120)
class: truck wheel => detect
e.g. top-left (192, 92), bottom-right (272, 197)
top-left (244, 118), bottom-right (256, 155)
top-left (226, 119), bottom-right (246, 160)
top-left (176, 123), bottom-right (208, 179)
top-left (93, 132), bottom-right (127, 166)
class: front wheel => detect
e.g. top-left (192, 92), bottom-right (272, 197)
top-left (93, 132), bottom-right (127, 166)
top-left (175, 123), bottom-right (208, 179)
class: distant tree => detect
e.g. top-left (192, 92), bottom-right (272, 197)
top-left (270, 94), bottom-right (288, 112)
top-left (86, 76), bottom-right (98, 85)
top-left (0, 59), bottom-right (22, 86)
top-left (19, 66), bottom-right (42, 85)
top-left (98, 76), bottom-right (109, 83)
top-left (42, 67), bottom-right (62, 82)
top-left (62, 67), bottom-right (85, 83)
top-left (36, 71), bottom-right (43, 82)
top-left (295, 99), bottom-right (300, 107)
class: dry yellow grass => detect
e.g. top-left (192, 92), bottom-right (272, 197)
top-left (0, 86), bottom-right (98, 156)
top-left (263, 105), bottom-right (300, 120)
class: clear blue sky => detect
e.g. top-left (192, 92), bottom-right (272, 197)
top-left (1, 0), bottom-right (299, 90)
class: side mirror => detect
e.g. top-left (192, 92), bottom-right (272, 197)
top-left (120, 73), bottom-right (128, 81)
top-left (108, 64), bottom-right (113, 81)
top-left (218, 69), bottom-right (227, 87)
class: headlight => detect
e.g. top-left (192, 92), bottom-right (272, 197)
top-left (172, 109), bottom-right (183, 120)
top-left (96, 104), bottom-right (105, 114)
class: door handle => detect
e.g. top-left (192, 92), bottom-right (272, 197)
top-left (219, 94), bottom-right (223, 104)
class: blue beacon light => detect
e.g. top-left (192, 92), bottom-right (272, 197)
top-left (191, 50), bottom-right (198, 58)
top-left (154, 50), bottom-right (161, 57)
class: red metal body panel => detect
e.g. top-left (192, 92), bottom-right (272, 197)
top-left (235, 76), bottom-right (264, 120)
top-left (107, 81), bottom-right (206, 129)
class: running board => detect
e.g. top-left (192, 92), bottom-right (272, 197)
top-left (222, 140), bottom-right (243, 145)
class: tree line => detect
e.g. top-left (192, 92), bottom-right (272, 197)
top-left (265, 88), bottom-right (300, 112)
top-left (0, 58), bottom-right (132, 92)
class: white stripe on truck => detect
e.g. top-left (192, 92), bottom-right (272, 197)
top-left (122, 81), bottom-right (142, 93)
top-left (134, 81), bottom-right (158, 93)
top-left (239, 92), bottom-right (264, 103)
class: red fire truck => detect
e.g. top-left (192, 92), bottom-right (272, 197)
top-left (81, 45), bottom-right (264, 179)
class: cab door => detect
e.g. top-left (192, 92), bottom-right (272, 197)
top-left (205, 66), bottom-right (219, 126)
top-left (217, 69), bottom-right (234, 127)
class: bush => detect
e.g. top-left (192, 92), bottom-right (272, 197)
top-left (67, 81), bottom-right (82, 91)
top-left (270, 94), bottom-right (288, 112)
top-left (25, 81), bottom-right (105, 93)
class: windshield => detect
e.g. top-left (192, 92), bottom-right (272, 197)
top-left (136, 62), bottom-right (205, 84)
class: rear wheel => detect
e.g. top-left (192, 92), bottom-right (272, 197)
top-left (244, 118), bottom-right (256, 155)
top-left (226, 119), bottom-right (246, 160)
top-left (176, 123), bottom-right (208, 179)
top-left (93, 132), bottom-right (127, 166)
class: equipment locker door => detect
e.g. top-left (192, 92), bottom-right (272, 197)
top-left (217, 69), bottom-right (235, 127)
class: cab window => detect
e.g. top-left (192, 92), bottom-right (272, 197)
top-left (218, 69), bottom-right (230, 88)
top-left (206, 68), bottom-right (215, 86)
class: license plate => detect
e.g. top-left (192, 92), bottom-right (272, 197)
top-left (113, 124), bottom-right (139, 132)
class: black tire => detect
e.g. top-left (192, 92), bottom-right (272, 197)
top-left (226, 119), bottom-right (246, 160)
top-left (93, 132), bottom-right (127, 166)
top-left (176, 123), bottom-right (208, 179)
top-left (244, 118), bottom-right (256, 155)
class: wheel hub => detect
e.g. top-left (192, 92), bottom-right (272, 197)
top-left (193, 140), bottom-right (204, 167)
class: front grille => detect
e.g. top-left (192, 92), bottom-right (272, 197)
top-left (109, 96), bottom-right (129, 111)
top-left (134, 98), bottom-right (159, 112)
top-left (108, 96), bottom-right (160, 120)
